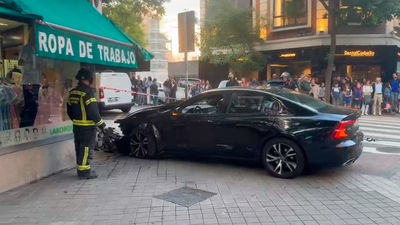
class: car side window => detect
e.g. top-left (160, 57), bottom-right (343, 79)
top-left (181, 94), bottom-right (226, 115)
top-left (228, 93), bottom-right (287, 115)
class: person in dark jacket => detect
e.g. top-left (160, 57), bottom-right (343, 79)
top-left (226, 72), bottom-right (239, 87)
top-left (67, 68), bottom-right (105, 179)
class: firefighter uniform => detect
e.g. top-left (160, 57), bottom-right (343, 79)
top-left (67, 69), bottom-right (104, 178)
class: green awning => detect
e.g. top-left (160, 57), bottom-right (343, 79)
top-left (0, 0), bottom-right (152, 69)
top-left (0, 6), bottom-right (37, 21)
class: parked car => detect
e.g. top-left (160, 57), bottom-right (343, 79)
top-left (178, 78), bottom-right (201, 89)
top-left (116, 87), bottom-right (363, 178)
top-left (95, 72), bottom-right (133, 113)
top-left (218, 80), bottom-right (242, 88)
top-left (218, 80), bottom-right (228, 88)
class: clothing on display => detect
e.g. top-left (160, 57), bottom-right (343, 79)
top-left (20, 84), bottom-right (40, 128)
top-left (0, 82), bottom-right (17, 131)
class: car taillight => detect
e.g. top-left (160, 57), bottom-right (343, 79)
top-left (99, 87), bottom-right (104, 100)
top-left (331, 120), bottom-right (356, 140)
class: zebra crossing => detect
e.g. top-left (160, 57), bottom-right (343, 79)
top-left (359, 116), bottom-right (400, 156)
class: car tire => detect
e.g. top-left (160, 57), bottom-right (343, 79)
top-left (121, 106), bottom-right (131, 113)
top-left (129, 128), bottom-right (157, 159)
top-left (262, 138), bottom-right (305, 178)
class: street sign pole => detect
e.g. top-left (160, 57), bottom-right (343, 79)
top-left (183, 13), bottom-right (189, 99)
top-left (178, 11), bottom-right (195, 99)
top-left (185, 51), bottom-right (188, 99)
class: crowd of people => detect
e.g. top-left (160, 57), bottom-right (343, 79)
top-left (128, 72), bottom-right (400, 116)
top-left (129, 74), bottom-right (183, 105)
top-left (189, 80), bottom-right (212, 97)
top-left (279, 72), bottom-right (400, 116)
top-left (327, 74), bottom-right (400, 116)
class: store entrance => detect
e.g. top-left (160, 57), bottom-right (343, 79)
top-left (337, 65), bottom-right (381, 83)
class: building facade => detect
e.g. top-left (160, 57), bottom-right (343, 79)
top-left (137, 17), bottom-right (171, 82)
top-left (253, 0), bottom-right (400, 82)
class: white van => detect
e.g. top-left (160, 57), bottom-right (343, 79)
top-left (95, 72), bottom-right (133, 112)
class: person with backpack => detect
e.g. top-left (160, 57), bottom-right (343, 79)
top-left (150, 78), bottom-right (159, 105)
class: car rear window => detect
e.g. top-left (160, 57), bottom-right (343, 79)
top-left (278, 91), bottom-right (330, 111)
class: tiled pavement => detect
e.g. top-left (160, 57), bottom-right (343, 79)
top-left (1, 153), bottom-right (400, 225)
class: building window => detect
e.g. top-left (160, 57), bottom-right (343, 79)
top-left (273, 0), bottom-right (307, 28)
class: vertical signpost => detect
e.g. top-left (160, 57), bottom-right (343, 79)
top-left (178, 11), bottom-right (195, 99)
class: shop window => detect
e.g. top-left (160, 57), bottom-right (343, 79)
top-left (0, 39), bottom-right (80, 149)
top-left (273, 0), bottom-right (308, 28)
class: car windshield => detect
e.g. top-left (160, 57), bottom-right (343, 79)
top-left (278, 90), bottom-right (330, 111)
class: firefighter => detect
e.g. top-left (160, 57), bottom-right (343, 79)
top-left (67, 68), bottom-right (105, 179)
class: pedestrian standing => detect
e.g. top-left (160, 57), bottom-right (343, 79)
top-left (204, 80), bottom-right (211, 91)
top-left (390, 73), bottom-right (399, 113)
top-left (67, 68), bottom-right (105, 179)
top-left (150, 78), bottom-right (159, 105)
top-left (383, 82), bottom-right (391, 112)
top-left (309, 78), bottom-right (320, 99)
top-left (339, 77), bottom-right (346, 106)
top-left (372, 77), bottom-right (383, 116)
top-left (331, 83), bottom-right (341, 106)
top-left (226, 73), bottom-right (239, 87)
top-left (146, 77), bottom-right (152, 105)
top-left (170, 78), bottom-right (177, 102)
top-left (281, 72), bottom-right (299, 92)
top-left (241, 78), bottom-right (249, 87)
top-left (163, 78), bottom-right (171, 103)
top-left (362, 80), bottom-right (373, 115)
top-left (343, 84), bottom-right (352, 108)
top-left (353, 82), bottom-right (363, 109)
top-left (131, 74), bottom-right (139, 105)
top-left (138, 78), bottom-right (146, 105)
top-left (318, 82), bottom-right (325, 101)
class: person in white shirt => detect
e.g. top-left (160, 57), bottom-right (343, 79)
top-left (362, 80), bottom-right (373, 115)
top-left (372, 77), bottom-right (383, 116)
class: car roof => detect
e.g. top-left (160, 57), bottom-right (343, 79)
top-left (205, 86), bottom-right (292, 95)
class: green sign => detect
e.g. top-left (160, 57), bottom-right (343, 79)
top-left (35, 24), bottom-right (137, 69)
top-left (50, 125), bottom-right (73, 136)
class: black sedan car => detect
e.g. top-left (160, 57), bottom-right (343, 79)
top-left (115, 87), bottom-right (363, 178)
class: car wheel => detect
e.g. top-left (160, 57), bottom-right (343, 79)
top-left (121, 106), bottom-right (131, 113)
top-left (262, 138), bottom-right (305, 178)
top-left (129, 128), bottom-right (157, 159)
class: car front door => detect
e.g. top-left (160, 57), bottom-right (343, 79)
top-left (168, 92), bottom-right (229, 155)
top-left (212, 91), bottom-right (287, 159)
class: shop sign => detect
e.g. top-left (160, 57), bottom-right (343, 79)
top-left (35, 24), bottom-right (137, 69)
top-left (0, 121), bottom-right (73, 149)
top-left (343, 50), bottom-right (375, 57)
top-left (280, 53), bottom-right (296, 58)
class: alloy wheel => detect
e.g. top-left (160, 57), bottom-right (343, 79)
top-left (130, 132), bottom-right (150, 158)
top-left (266, 143), bottom-right (298, 176)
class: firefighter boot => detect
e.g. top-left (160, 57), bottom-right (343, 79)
top-left (77, 170), bottom-right (98, 179)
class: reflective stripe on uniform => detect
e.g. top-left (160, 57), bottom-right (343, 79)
top-left (85, 98), bottom-right (97, 105)
top-left (82, 147), bottom-right (89, 166)
top-left (73, 120), bottom-right (96, 126)
top-left (77, 165), bottom-right (91, 171)
top-left (70, 90), bottom-right (86, 96)
top-left (96, 119), bottom-right (104, 126)
top-left (80, 96), bottom-right (87, 121)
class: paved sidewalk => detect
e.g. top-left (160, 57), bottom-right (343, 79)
top-left (1, 154), bottom-right (400, 225)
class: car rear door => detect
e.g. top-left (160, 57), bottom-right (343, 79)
top-left (212, 91), bottom-right (283, 159)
